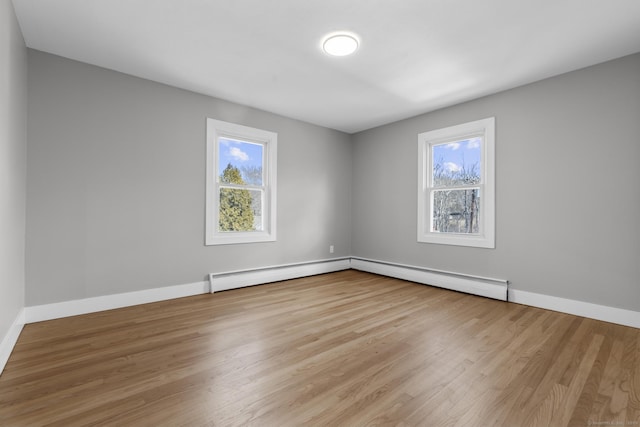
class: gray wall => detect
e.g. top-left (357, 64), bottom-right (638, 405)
top-left (352, 53), bottom-right (640, 312)
top-left (26, 50), bottom-right (352, 306)
top-left (0, 0), bottom-right (27, 338)
top-left (24, 48), bottom-right (640, 313)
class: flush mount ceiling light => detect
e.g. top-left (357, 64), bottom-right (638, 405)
top-left (322, 32), bottom-right (359, 56)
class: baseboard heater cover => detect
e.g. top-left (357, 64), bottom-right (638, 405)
top-left (350, 257), bottom-right (508, 301)
top-left (209, 257), bottom-right (352, 293)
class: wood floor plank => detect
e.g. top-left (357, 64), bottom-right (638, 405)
top-left (567, 331), bottom-right (613, 426)
top-left (0, 270), bottom-right (638, 426)
top-left (628, 332), bottom-right (640, 422)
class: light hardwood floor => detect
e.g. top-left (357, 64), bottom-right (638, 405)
top-left (0, 270), bottom-right (638, 426)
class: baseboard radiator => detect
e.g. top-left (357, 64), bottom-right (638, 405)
top-left (209, 257), bottom-right (508, 301)
top-left (350, 257), bottom-right (508, 301)
top-left (209, 258), bottom-right (352, 293)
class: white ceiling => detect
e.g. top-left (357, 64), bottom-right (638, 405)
top-left (12, 0), bottom-right (640, 134)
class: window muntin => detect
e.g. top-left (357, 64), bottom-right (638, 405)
top-left (418, 118), bottom-right (495, 248)
top-left (206, 119), bottom-right (277, 245)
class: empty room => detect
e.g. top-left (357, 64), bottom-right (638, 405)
top-left (1, 0), bottom-right (639, 425)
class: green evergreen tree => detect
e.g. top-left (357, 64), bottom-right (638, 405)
top-left (219, 164), bottom-right (255, 231)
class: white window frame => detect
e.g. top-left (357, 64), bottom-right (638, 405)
top-left (417, 117), bottom-right (495, 248)
top-left (206, 118), bottom-right (277, 245)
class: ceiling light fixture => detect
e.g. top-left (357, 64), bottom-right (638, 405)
top-left (322, 32), bottom-right (359, 56)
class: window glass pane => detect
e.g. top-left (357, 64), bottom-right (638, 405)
top-left (218, 138), bottom-right (263, 185)
top-left (219, 188), bottom-right (256, 232)
top-left (432, 188), bottom-right (481, 234)
top-left (432, 137), bottom-right (482, 187)
top-left (249, 189), bottom-right (263, 231)
top-left (218, 188), bottom-right (263, 232)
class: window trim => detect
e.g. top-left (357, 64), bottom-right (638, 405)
top-left (206, 118), bottom-right (277, 246)
top-left (417, 117), bottom-right (495, 248)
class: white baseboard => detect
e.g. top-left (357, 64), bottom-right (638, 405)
top-left (23, 259), bottom-right (351, 324)
top-left (17, 257), bottom-right (640, 333)
top-left (25, 281), bottom-right (209, 324)
top-left (0, 308), bottom-right (25, 376)
top-left (210, 258), bottom-right (352, 293)
top-left (350, 257), bottom-right (508, 301)
top-left (509, 289), bottom-right (640, 329)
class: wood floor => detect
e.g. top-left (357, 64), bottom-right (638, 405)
top-left (0, 270), bottom-right (638, 426)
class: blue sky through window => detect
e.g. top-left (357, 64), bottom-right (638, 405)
top-left (218, 137), bottom-right (264, 183)
top-left (432, 137), bottom-right (482, 177)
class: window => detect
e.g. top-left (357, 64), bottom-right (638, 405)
top-left (417, 117), bottom-right (495, 248)
top-left (206, 118), bottom-right (277, 245)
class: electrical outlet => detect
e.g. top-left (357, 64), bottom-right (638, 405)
top-left (329, 245), bottom-right (334, 254)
